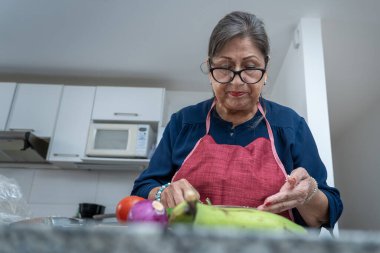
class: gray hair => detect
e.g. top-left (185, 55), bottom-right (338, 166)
top-left (208, 11), bottom-right (270, 65)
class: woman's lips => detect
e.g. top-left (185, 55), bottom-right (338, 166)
top-left (228, 91), bottom-right (246, 97)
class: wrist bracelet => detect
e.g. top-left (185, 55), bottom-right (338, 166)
top-left (305, 177), bottom-right (318, 203)
top-left (155, 183), bottom-right (171, 202)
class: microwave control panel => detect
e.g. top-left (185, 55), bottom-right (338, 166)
top-left (135, 126), bottom-right (153, 156)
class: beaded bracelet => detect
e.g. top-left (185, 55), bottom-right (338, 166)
top-left (155, 182), bottom-right (171, 202)
top-left (305, 177), bottom-right (318, 203)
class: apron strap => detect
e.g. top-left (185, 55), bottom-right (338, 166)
top-left (257, 103), bottom-right (288, 177)
top-left (258, 102), bottom-right (295, 221)
top-left (205, 99), bottom-right (216, 134)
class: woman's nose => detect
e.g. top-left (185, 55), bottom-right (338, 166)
top-left (230, 72), bottom-right (245, 86)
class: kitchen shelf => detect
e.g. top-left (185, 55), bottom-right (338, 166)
top-left (78, 157), bottom-right (150, 171)
top-left (0, 162), bottom-right (61, 170)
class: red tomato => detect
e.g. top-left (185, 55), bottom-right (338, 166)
top-left (116, 195), bottom-right (145, 223)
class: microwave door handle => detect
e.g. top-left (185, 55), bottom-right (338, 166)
top-left (113, 112), bottom-right (139, 117)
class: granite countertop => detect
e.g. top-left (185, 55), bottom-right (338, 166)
top-left (1, 223), bottom-right (380, 253)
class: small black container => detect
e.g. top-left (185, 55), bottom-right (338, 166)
top-left (78, 203), bottom-right (106, 219)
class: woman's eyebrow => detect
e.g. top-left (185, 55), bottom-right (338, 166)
top-left (213, 55), bottom-right (261, 61)
top-left (242, 55), bottom-right (260, 61)
top-left (213, 56), bottom-right (232, 61)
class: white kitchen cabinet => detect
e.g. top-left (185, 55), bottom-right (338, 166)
top-left (48, 86), bottom-right (96, 163)
top-left (0, 83), bottom-right (16, 130)
top-left (92, 87), bottom-right (165, 122)
top-left (6, 84), bottom-right (63, 137)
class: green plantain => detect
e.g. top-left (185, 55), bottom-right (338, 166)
top-left (169, 191), bottom-right (307, 234)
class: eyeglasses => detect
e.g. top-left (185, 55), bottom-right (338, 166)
top-left (209, 67), bottom-right (266, 84)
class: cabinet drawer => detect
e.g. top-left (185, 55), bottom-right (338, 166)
top-left (92, 87), bottom-right (165, 122)
top-left (6, 84), bottom-right (63, 137)
top-left (0, 83), bottom-right (16, 130)
top-left (48, 86), bottom-right (96, 162)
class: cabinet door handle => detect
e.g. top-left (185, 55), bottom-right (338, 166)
top-left (53, 153), bottom-right (80, 157)
top-left (9, 128), bottom-right (35, 132)
top-left (113, 112), bottom-right (139, 117)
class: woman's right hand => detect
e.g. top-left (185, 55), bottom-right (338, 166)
top-left (149, 179), bottom-right (200, 208)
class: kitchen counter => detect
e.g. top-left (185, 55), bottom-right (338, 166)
top-left (1, 224), bottom-right (380, 253)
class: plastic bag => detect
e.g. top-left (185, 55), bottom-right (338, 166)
top-left (0, 174), bottom-right (31, 224)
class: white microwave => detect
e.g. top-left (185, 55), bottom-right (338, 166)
top-left (85, 123), bottom-right (156, 158)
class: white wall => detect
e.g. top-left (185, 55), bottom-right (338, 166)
top-left (270, 18), bottom-right (335, 186)
top-left (265, 26), bottom-right (307, 120)
top-left (163, 90), bottom-right (213, 126)
top-left (0, 167), bottom-right (140, 219)
top-left (269, 19), bottom-right (336, 235)
top-left (333, 100), bottom-right (380, 230)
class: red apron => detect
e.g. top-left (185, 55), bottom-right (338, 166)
top-left (172, 100), bottom-right (294, 220)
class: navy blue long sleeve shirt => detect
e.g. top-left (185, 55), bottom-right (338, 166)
top-left (131, 98), bottom-right (343, 228)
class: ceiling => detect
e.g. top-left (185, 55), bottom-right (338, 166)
top-left (1, 0), bottom-right (380, 140)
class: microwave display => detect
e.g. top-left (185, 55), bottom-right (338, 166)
top-left (94, 129), bottom-right (129, 150)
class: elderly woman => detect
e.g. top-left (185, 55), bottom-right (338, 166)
top-left (131, 11), bottom-right (343, 229)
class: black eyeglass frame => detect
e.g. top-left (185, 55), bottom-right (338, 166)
top-left (208, 62), bottom-right (267, 85)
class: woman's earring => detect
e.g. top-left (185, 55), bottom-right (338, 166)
top-left (264, 80), bottom-right (267, 85)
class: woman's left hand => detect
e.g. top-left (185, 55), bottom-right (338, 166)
top-left (257, 167), bottom-right (316, 213)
